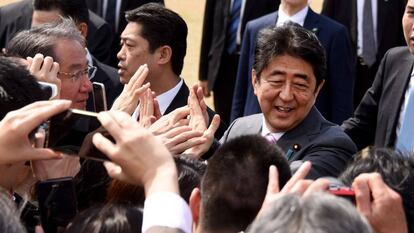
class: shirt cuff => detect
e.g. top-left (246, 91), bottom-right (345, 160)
top-left (142, 192), bottom-right (192, 233)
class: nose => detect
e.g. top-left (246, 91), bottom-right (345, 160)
top-left (279, 83), bottom-right (294, 102)
top-left (80, 76), bottom-right (93, 93)
top-left (117, 46), bottom-right (126, 61)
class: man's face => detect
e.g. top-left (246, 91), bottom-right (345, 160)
top-left (117, 22), bottom-right (155, 84)
top-left (253, 54), bottom-right (323, 132)
top-left (55, 39), bottom-right (92, 110)
top-left (32, 9), bottom-right (61, 27)
top-left (403, 0), bottom-right (414, 54)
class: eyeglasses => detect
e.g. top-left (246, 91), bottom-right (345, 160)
top-left (58, 65), bottom-right (97, 82)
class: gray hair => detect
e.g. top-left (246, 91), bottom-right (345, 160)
top-left (248, 192), bottom-right (372, 233)
top-left (6, 17), bottom-right (85, 62)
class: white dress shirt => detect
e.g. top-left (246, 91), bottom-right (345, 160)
top-left (397, 67), bottom-right (414, 136)
top-left (276, 4), bottom-right (308, 27)
top-left (261, 116), bottom-right (285, 141)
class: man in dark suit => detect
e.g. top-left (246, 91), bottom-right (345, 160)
top-left (231, 0), bottom-right (354, 125)
top-left (0, 0), bottom-right (113, 65)
top-left (220, 24), bottom-right (356, 179)
top-left (199, 0), bottom-right (279, 125)
top-left (321, 0), bottom-right (406, 108)
top-left (342, 0), bottom-right (414, 152)
top-left (85, 0), bottom-right (164, 67)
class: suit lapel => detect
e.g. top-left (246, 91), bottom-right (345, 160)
top-left (164, 81), bottom-right (189, 115)
top-left (277, 107), bottom-right (323, 161)
top-left (386, 53), bottom-right (414, 144)
top-left (303, 9), bottom-right (321, 36)
top-left (350, 0), bottom-right (357, 45)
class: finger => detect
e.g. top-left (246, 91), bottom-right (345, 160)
top-left (364, 173), bottom-right (389, 199)
top-left (303, 178), bottom-right (330, 196)
top-left (133, 82), bottom-right (150, 98)
top-left (92, 132), bottom-right (118, 159)
top-left (103, 161), bottom-right (129, 181)
top-left (164, 125), bottom-right (195, 139)
top-left (205, 114), bottom-right (220, 136)
top-left (171, 106), bottom-right (190, 122)
top-left (51, 62), bottom-right (60, 76)
top-left (34, 128), bottom-right (46, 148)
top-left (131, 65), bottom-right (149, 91)
top-left (266, 165), bottom-right (280, 195)
top-left (97, 112), bottom-right (127, 140)
top-left (109, 110), bottom-right (138, 129)
top-left (26, 56), bottom-right (33, 69)
top-left (168, 137), bottom-right (207, 155)
top-left (127, 64), bottom-right (145, 90)
top-left (174, 118), bottom-right (190, 127)
top-left (29, 53), bottom-right (44, 74)
top-left (289, 179), bottom-right (313, 195)
top-left (41, 56), bottom-right (54, 73)
top-left (29, 148), bottom-right (63, 161)
top-left (281, 161), bottom-right (311, 193)
top-left (352, 174), bottom-right (372, 216)
top-left (153, 98), bottom-right (161, 120)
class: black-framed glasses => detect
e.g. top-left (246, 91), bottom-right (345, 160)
top-left (58, 65), bottom-right (97, 82)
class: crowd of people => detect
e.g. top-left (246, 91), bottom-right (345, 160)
top-left (0, 0), bottom-right (413, 233)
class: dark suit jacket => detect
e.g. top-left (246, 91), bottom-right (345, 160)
top-left (0, 0), bottom-right (113, 64)
top-left (221, 107), bottom-right (356, 179)
top-left (321, 0), bottom-right (406, 66)
top-left (342, 47), bottom-right (414, 150)
top-left (199, 0), bottom-right (279, 90)
top-left (230, 9), bottom-right (354, 125)
top-left (86, 57), bottom-right (123, 111)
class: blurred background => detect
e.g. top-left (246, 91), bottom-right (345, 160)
top-left (0, 0), bottom-right (324, 108)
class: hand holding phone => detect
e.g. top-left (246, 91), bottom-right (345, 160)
top-left (92, 82), bottom-right (107, 112)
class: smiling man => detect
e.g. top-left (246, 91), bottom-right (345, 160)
top-left (220, 23), bottom-right (356, 179)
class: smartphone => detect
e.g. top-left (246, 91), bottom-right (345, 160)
top-left (46, 109), bottom-right (110, 161)
top-left (92, 82), bottom-right (107, 112)
top-left (38, 81), bottom-right (58, 100)
top-left (37, 177), bottom-right (78, 233)
top-left (329, 185), bottom-right (356, 204)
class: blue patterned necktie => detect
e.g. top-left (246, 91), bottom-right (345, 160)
top-left (226, 0), bottom-right (242, 54)
top-left (396, 88), bottom-right (414, 152)
top-left (362, 0), bottom-right (377, 67)
top-left (105, 0), bottom-right (117, 32)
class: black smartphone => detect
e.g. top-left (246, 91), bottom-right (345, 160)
top-left (37, 177), bottom-right (78, 233)
top-left (46, 108), bottom-right (110, 161)
top-left (92, 82), bottom-right (107, 112)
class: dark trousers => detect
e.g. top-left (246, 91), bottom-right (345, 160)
top-left (213, 52), bottom-right (239, 125)
top-left (354, 57), bottom-right (379, 109)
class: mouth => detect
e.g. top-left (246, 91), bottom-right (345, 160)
top-left (275, 106), bottom-right (294, 113)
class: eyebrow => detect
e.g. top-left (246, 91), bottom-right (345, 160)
top-left (406, 5), bottom-right (414, 11)
top-left (68, 61), bottom-right (88, 71)
top-left (268, 70), bottom-right (309, 80)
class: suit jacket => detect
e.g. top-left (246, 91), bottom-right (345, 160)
top-left (342, 47), bottom-right (414, 150)
top-left (0, 0), bottom-right (113, 64)
top-left (86, 57), bottom-right (123, 111)
top-left (230, 9), bottom-right (354, 125)
top-left (321, 0), bottom-right (406, 66)
top-left (221, 107), bottom-right (356, 179)
top-left (199, 0), bottom-right (279, 90)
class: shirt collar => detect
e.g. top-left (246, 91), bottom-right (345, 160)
top-left (261, 115), bottom-right (285, 141)
top-left (157, 79), bottom-right (184, 115)
top-left (277, 5), bottom-right (308, 27)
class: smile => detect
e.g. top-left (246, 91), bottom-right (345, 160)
top-left (275, 106), bottom-right (293, 112)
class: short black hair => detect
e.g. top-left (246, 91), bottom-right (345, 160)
top-left (254, 23), bottom-right (326, 85)
top-left (0, 56), bottom-right (49, 120)
top-left (125, 3), bottom-right (187, 76)
top-left (33, 0), bottom-right (89, 24)
top-left (340, 147), bottom-right (414, 233)
top-left (200, 135), bottom-right (292, 232)
top-left (64, 204), bottom-right (142, 233)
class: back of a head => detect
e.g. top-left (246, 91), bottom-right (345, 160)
top-left (253, 23), bottom-right (326, 85)
top-left (125, 3), bottom-right (187, 76)
top-left (340, 147), bottom-right (414, 233)
top-left (248, 192), bottom-right (372, 233)
top-left (64, 204), bottom-right (143, 233)
top-left (6, 18), bottom-right (85, 61)
top-left (33, 0), bottom-right (89, 24)
top-left (0, 56), bottom-right (49, 120)
top-left (200, 135), bottom-right (291, 232)
top-left (106, 156), bottom-right (206, 205)
top-left (0, 190), bottom-right (26, 233)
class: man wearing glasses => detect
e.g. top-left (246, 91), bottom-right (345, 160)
top-left (6, 18), bottom-right (94, 110)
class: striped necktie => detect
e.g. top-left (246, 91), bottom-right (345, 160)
top-left (226, 0), bottom-right (242, 54)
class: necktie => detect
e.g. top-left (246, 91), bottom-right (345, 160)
top-left (396, 89), bottom-right (414, 152)
top-left (264, 133), bottom-right (277, 145)
top-left (362, 0), bottom-right (377, 67)
top-left (105, 0), bottom-right (117, 32)
top-left (226, 0), bottom-right (242, 54)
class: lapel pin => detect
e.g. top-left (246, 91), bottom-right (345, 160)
top-left (312, 28), bottom-right (319, 34)
top-left (293, 143), bottom-right (301, 151)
